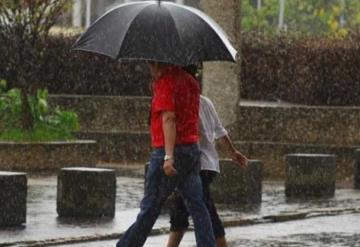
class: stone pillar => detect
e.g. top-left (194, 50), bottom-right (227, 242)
top-left (211, 160), bottom-right (263, 205)
top-left (0, 172), bottom-right (27, 226)
top-left (285, 154), bottom-right (336, 197)
top-left (57, 167), bottom-right (116, 218)
top-left (85, 0), bottom-right (92, 28)
top-left (200, 0), bottom-right (242, 126)
top-left (72, 0), bottom-right (82, 27)
top-left (355, 149), bottom-right (360, 189)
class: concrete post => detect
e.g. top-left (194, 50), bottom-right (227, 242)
top-left (0, 172), bottom-right (27, 227)
top-left (200, 0), bottom-right (242, 126)
top-left (285, 154), bottom-right (336, 197)
top-left (211, 160), bottom-right (263, 205)
top-left (57, 167), bottom-right (116, 218)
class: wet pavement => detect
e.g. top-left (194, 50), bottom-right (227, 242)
top-left (0, 174), bottom-right (360, 246)
top-left (60, 213), bottom-right (360, 247)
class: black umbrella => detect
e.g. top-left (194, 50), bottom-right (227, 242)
top-left (72, 0), bottom-right (237, 65)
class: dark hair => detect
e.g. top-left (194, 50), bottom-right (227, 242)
top-left (183, 64), bottom-right (198, 79)
top-left (182, 64), bottom-right (202, 92)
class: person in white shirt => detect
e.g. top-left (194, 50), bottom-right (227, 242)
top-left (166, 65), bottom-right (248, 247)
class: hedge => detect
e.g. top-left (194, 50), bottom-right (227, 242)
top-left (0, 35), bottom-right (151, 96)
top-left (240, 32), bottom-right (360, 106)
top-left (1, 32), bottom-right (360, 105)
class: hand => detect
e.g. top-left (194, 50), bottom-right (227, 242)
top-left (231, 150), bottom-right (248, 168)
top-left (163, 159), bottom-right (177, 177)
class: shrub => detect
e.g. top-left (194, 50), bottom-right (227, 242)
top-left (0, 81), bottom-right (79, 142)
top-left (3, 27), bottom-right (360, 106)
top-left (0, 34), bottom-right (151, 96)
top-left (240, 31), bottom-right (360, 105)
top-left (0, 0), bottom-right (71, 130)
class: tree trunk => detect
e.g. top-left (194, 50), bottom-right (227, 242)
top-left (20, 87), bottom-right (34, 131)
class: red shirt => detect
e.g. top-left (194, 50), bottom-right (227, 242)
top-left (151, 66), bottom-right (200, 147)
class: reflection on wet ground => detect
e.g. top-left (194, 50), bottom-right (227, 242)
top-left (0, 174), bottom-right (359, 246)
top-left (225, 213), bottom-right (360, 247)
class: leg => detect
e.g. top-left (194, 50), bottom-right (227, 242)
top-left (179, 171), bottom-right (215, 247)
top-left (167, 192), bottom-right (190, 247)
top-left (117, 150), bottom-right (172, 247)
top-left (200, 171), bottom-right (227, 247)
top-left (216, 237), bottom-right (228, 247)
top-left (167, 230), bottom-right (186, 247)
top-left (173, 145), bottom-right (215, 247)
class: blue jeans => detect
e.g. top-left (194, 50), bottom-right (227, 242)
top-left (116, 144), bottom-right (215, 247)
top-left (169, 171), bottom-right (226, 239)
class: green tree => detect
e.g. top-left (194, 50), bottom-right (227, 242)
top-left (285, 0), bottom-right (343, 35)
top-left (242, 0), bottom-right (279, 33)
top-left (242, 0), bottom-right (360, 36)
top-left (0, 0), bottom-right (70, 131)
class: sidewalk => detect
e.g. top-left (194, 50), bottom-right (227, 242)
top-left (0, 173), bottom-right (359, 246)
top-left (56, 213), bottom-right (360, 247)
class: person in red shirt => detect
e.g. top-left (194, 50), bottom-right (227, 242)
top-left (117, 62), bottom-right (215, 247)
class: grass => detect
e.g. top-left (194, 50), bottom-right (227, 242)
top-left (0, 127), bottom-right (75, 142)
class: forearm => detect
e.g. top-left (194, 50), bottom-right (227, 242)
top-left (219, 134), bottom-right (248, 167)
top-left (162, 112), bottom-right (176, 156)
top-left (219, 134), bottom-right (236, 156)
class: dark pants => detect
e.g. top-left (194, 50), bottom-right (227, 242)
top-left (169, 170), bottom-right (226, 239)
top-left (116, 144), bottom-right (215, 247)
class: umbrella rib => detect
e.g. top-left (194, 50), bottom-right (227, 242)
top-left (116, 3), bottom-right (185, 64)
top-left (115, 3), bottom-right (156, 60)
top-left (166, 6), bottom-right (207, 64)
top-left (161, 7), bottom-right (186, 61)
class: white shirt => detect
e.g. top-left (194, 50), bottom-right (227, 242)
top-left (199, 95), bottom-right (228, 173)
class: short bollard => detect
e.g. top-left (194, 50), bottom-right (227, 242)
top-left (355, 149), bottom-right (360, 190)
top-left (0, 172), bottom-right (27, 227)
top-left (285, 154), bottom-right (336, 197)
top-left (211, 160), bottom-right (263, 205)
top-left (57, 167), bottom-right (116, 218)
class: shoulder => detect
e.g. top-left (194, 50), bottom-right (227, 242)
top-left (200, 95), bottom-right (215, 108)
top-left (200, 95), bottom-right (211, 103)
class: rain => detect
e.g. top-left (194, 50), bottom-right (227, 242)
top-left (1, 0), bottom-right (360, 247)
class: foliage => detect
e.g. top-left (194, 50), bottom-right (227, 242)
top-left (0, 80), bottom-right (79, 141)
top-left (0, 0), bottom-right (71, 82)
top-left (0, 34), bottom-right (151, 96)
top-left (0, 0), bottom-right (71, 130)
top-left (242, 0), bottom-right (279, 33)
top-left (242, 0), bottom-right (360, 36)
top-left (240, 31), bottom-right (360, 105)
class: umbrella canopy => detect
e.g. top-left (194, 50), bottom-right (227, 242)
top-left (72, 1), bottom-right (237, 65)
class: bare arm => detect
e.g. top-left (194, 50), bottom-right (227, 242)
top-left (219, 135), bottom-right (248, 167)
top-left (162, 111), bottom-right (177, 176)
top-left (202, 95), bottom-right (248, 167)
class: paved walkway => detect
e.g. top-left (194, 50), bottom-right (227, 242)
top-left (0, 174), bottom-right (359, 246)
top-left (57, 213), bottom-right (360, 247)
